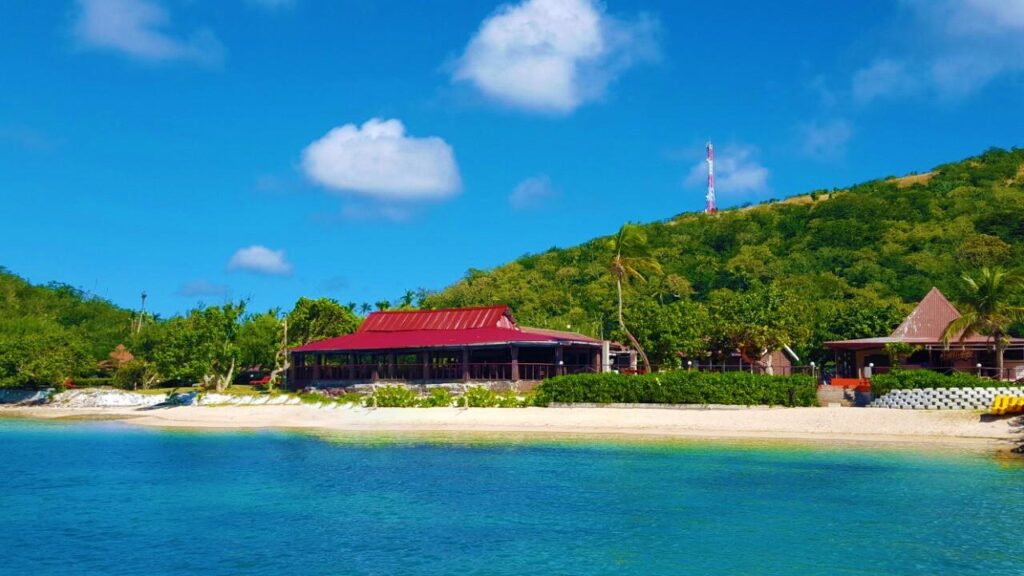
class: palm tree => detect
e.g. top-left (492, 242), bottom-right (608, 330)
top-left (942, 267), bottom-right (1024, 378)
top-left (608, 224), bottom-right (662, 371)
top-left (399, 289), bottom-right (416, 309)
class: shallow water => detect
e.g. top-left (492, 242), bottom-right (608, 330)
top-left (0, 419), bottom-right (1021, 575)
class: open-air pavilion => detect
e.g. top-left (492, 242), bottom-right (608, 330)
top-left (825, 287), bottom-right (1024, 381)
top-left (288, 305), bottom-right (631, 388)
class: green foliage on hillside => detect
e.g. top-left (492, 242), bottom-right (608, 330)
top-left (423, 148), bottom-right (1024, 366)
top-left (0, 269), bottom-right (131, 387)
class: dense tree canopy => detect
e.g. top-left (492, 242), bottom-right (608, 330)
top-left (0, 269), bottom-right (362, 388)
top-left (422, 147), bottom-right (1024, 366)
top-left (286, 297), bottom-right (361, 347)
top-left (0, 269), bottom-right (130, 387)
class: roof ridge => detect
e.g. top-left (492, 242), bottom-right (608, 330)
top-left (369, 304), bottom-right (508, 315)
top-left (889, 287), bottom-right (962, 340)
top-left (359, 305), bottom-right (514, 333)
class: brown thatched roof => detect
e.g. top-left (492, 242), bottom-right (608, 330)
top-left (98, 344), bottom-right (135, 371)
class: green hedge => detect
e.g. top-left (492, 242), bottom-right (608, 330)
top-left (535, 371), bottom-right (817, 407)
top-left (870, 370), bottom-right (996, 396)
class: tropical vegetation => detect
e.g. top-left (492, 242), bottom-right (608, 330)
top-left (424, 148), bottom-right (1024, 367)
top-left (941, 267), bottom-right (1024, 376)
top-left (870, 370), bottom-right (995, 397)
top-left (0, 268), bottom-right (360, 390)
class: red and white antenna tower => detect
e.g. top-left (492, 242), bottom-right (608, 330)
top-left (705, 141), bottom-right (717, 214)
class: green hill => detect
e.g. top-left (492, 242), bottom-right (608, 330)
top-left (422, 148), bottom-right (1024, 367)
top-left (0, 268), bottom-right (133, 386)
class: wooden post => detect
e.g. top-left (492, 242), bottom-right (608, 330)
top-left (555, 346), bottom-right (564, 376)
top-left (348, 353), bottom-right (357, 381)
top-left (510, 345), bottom-right (519, 381)
top-left (371, 354), bottom-right (379, 382)
top-left (593, 349), bottom-right (601, 372)
top-left (387, 352), bottom-right (396, 380)
top-left (312, 354), bottom-right (321, 381)
top-left (422, 351), bottom-right (430, 381)
top-left (462, 348), bottom-right (470, 382)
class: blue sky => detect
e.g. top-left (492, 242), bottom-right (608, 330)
top-left (1, 0), bottom-right (1022, 317)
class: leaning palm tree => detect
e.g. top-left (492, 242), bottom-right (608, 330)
top-left (942, 267), bottom-right (1024, 379)
top-left (608, 223), bottom-right (662, 371)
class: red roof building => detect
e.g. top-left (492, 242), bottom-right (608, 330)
top-left (288, 305), bottom-right (628, 387)
top-left (825, 288), bottom-right (1024, 380)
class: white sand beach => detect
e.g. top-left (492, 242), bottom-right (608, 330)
top-left (4, 404), bottom-right (1020, 452)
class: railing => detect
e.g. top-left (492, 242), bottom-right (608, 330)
top-left (685, 364), bottom-right (814, 376)
top-left (291, 362), bottom-right (598, 383)
top-left (428, 364), bottom-right (463, 381)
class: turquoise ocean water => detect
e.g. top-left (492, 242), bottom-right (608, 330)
top-left (0, 418), bottom-right (1021, 575)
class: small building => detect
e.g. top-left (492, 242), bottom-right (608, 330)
top-left (288, 305), bottom-right (630, 388)
top-left (722, 347), bottom-right (799, 375)
top-left (825, 287), bottom-right (1024, 381)
top-left (97, 344), bottom-right (134, 372)
top-left (680, 346), bottom-right (800, 375)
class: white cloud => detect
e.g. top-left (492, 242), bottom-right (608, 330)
top-left (227, 245), bottom-right (293, 276)
top-left (684, 145), bottom-right (769, 201)
top-left (509, 175), bottom-right (557, 210)
top-left (454, 0), bottom-right (657, 113)
top-left (73, 0), bottom-right (222, 64)
top-left (798, 119), bottom-right (854, 160)
top-left (177, 279), bottom-right (229, 298)
top-left (851, 0), bottom-right (1024, 102)
top-left (943, 0), bottom-right (1024, 35)
top-left (301, 118), bottom-right (461, 201)
top-left (852, 59), bottom-right (921, 104)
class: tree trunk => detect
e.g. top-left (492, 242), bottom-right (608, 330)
top-left (616, 276), bottom-right (652, 371)
top-left (268, 319), bottom-right (290, 392)
top-left (995, 332), bottom-right (1006, 380)
top-left (218, 357), bottom-right (235, 393)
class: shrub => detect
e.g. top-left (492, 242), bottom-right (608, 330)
top-left (370, 385), bottom-right (418, 408)
top-left (112, 359), bottom-right (156, 390)
top-left (534, 371), bottom-right (817, 407)
top-left (336, 392), bottom-right (364, 405)
top-left (418, 388), bottom-right (453, 407)
top-left (464, 386), bottom-right (500, 407)
top-left (870, 370), bottom-right (995, 396)
top-left (297, 392), bottom-right (327, 404)
top-left (496, 389), bottom-right (523, 408)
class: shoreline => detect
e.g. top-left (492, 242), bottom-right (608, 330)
top-left (2, 405), bottom-right (1020, 454)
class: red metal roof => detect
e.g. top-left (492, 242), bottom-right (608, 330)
top-left (291, 306), bottom-right (603, 352)
top-left (359, 305), bottom-right (513, 332)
